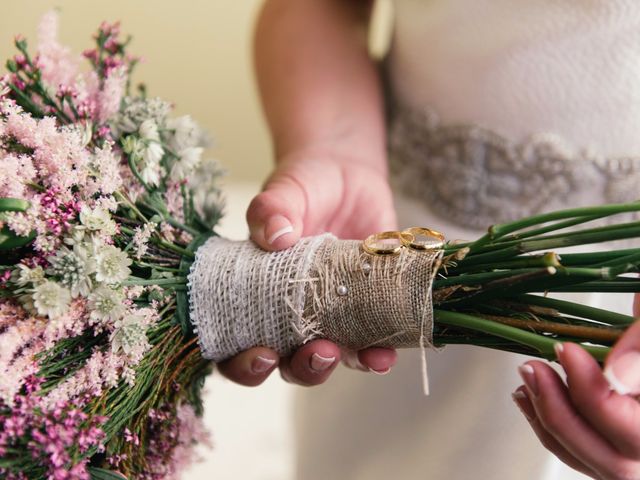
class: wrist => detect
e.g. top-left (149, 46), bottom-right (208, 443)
top-left (274, 144), bottom-right (388, 177)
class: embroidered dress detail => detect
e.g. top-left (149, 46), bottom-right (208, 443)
top-left (389, 106), bottom-right (640, 229)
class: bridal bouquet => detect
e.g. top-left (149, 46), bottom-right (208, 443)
top-left (0, 14), bottom-right (221, 479)
top-left (1, 12), bottom-right (640, 480)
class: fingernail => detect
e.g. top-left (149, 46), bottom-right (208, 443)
top-left (604, 351), bottom-right (640, 395)
top-left (518, 364), bottom-right (539, 396)
top-left (309, 353), bottom-right (336, 373)
top-left (252, 355), bottom-right (276, 374)
top-left (266, 215), bottom-right (294, 245)
top-left (554, 342), bottom-right (564, 360)
top-left (369, 367), bottom-right (391, 376)
top-left (512, 390), bottom-right (535, 421)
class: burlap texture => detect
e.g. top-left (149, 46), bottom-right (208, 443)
top-left (188, 234), bottom-right (443, 362)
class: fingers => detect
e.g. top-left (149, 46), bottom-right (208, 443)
top-left (217, 347), bottom-right (279, 387)
top-left (278, 343), bottom-right (397, 386)
top-left (558, 343), bottom-right (640, 458)
top-left (605, 319), bottom-right (640, 396)
top-left (279, 339), bottom-right (340, 386)
top-left (519, 360), bottom-right (637, 479)
top-left (512, 386), bottom-right (596, 478)
top-left (342, 347), bottom-right (397, 374)
top-left (246, 174), bottom-right (306, 251)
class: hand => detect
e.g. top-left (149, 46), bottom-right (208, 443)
top-left (217, 152), bottom-right (398, 387)
top-left (513, 297), bottom-right (640, 479)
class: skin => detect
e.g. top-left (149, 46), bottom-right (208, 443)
top-left (217, 0), bottom-right (398, 387)
top-left (514, 297), bottom-right (640, 479)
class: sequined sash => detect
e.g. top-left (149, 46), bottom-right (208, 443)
top-left (389, 106), bottom-right (640, 229)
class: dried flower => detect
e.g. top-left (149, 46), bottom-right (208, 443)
top-left (12, 264), bottom-right (45, 287)
top-left (88, 285), bottom-right (126, 323)
top-left (47, 245), bottom-right (95, 298)
top-left (171, 146), bottom-right (203, 180)
top-left (32, 280), bottom-right (71, 318)
top-left (133, 222), bottom-right (156, 259)
top-left (166, 115), bottom-right (202, 151)
top-left (95, 245), bottom-right (131, 284)
top-left (79, 206), bottom-right (117, 236)
top-left (111, 314), bottom-right (149, 357)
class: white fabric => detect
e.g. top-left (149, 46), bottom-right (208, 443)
top-left (295, 2), bottom-right (638, 479)
top-left (389, 0), bottom-right (640, 158)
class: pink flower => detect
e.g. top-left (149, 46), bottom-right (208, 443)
top-left (95, 67), bottom-right (126, 123)
top-left (36, 11), bottom-right (80, 89)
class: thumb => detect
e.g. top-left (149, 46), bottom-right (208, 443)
top-left (246, 172), bottom-right (306, 251)
top-left (604, 318), bottom-right (640, 395)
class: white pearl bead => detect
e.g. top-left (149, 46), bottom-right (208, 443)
top-left (336, 285), bottom-right (348, 296)
top-left (362, 262), bottom-right (371, 274)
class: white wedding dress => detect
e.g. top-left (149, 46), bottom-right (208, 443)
top-left (295, 1), bottom-right (639, 479)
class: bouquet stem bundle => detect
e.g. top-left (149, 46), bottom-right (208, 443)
top-left (431, 203), bottom-right (640, 361)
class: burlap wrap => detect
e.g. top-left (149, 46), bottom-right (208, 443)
top-left (188, 234), bottom-right (443, 363)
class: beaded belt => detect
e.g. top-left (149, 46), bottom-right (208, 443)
top-left (388, 106), bottom-right (640, 229)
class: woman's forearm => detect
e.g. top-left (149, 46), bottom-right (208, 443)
top-left (254, 0), bottom-right (387, 173)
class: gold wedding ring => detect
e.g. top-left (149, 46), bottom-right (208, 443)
top-left (400, 227), bottom-right (445, 251)
top-left (363, 231), bottom-right (413, 255)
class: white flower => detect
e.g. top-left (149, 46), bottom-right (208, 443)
top-left (95, 245), bottom-right (132, 284)
top-left (170, 147), bottom-right (203, 180)
top-left (80, 206), bottom-right (117, 236)
top-left (88, 286), bottom-right (126, 323)
top-left (167, 115), bottom-right (201, 151)
top-left (138, 119), bottom-right (161, 141)
top-left (13, 264), bottom-right (45, 287)
top-left (140, 153), bottom-right (163, 186)
top-left (47, 245), bottom-right (96, 298)
top-left (111, 314), bottom-right (150, 359)
top-left (32, 281), bottom-right (71, 318)
top-left (132, 222), bottom-right (156, 260)
top-left (121, 135), bottom-right (144, 156)
top-left (64, 227), bottom-right (87, 247)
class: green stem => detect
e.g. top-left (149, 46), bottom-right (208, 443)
top-left (434, 310), bottom-right (609, 361)
top-left (497, 214), bottom-right (612, 243)
top-left (122, 277), bottom-right (187, 287)
top-left (515, 294), bottom-right (635, 326)
top-left (469, 202), bottom-right (640, 251)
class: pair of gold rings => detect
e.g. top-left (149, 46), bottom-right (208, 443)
top-left (362, 227), bottom-right (445, 255)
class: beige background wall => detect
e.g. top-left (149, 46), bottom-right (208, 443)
top-left (0, 1), bottom-right (392, 184)
top-left (0, 1), bottom-right (273, 183)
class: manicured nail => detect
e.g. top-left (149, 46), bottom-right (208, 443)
top-left (309, 353), bottom-right (336, 373)
top-left (512, 390), bottom-right (535, 421)
top-left (604, 351), bottom-right (640, 395)
top-left (252, 355), bottom-right (276, 374)
top-left (518, 364), bottom-right (539, 396)
top-left (369, 367), bottom-right (391, 376)
top-left (554, 342), bottom-right (564, 360)
top-left (266, 215), bottom-right (293, 245)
